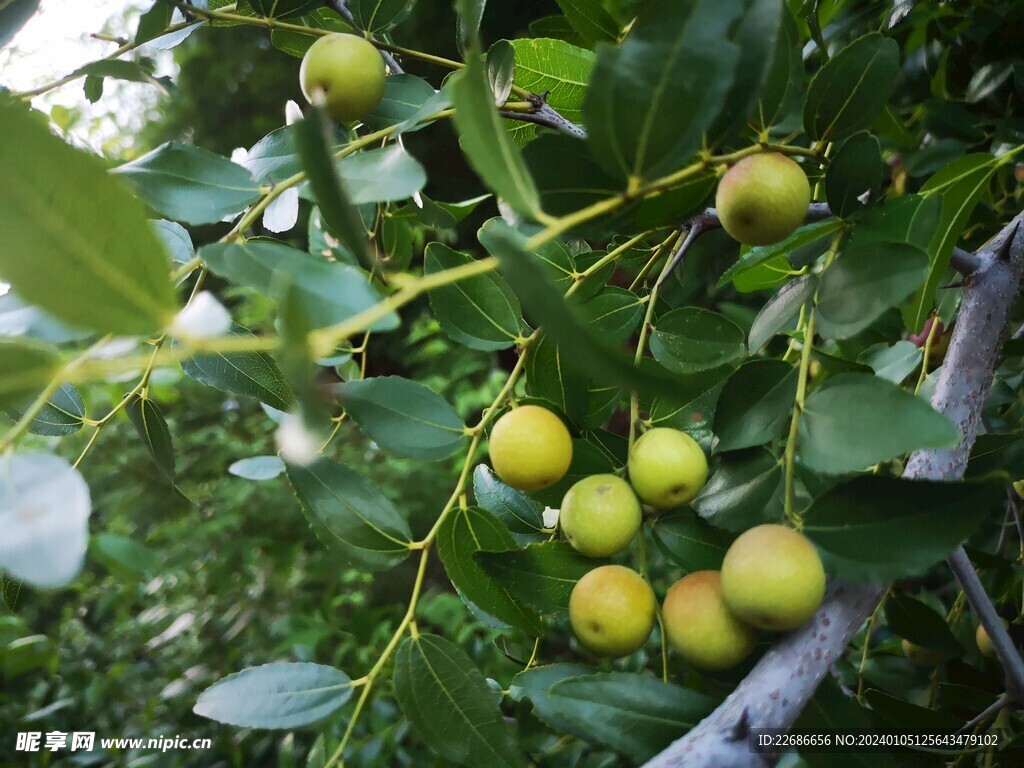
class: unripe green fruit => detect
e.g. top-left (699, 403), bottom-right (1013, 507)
top-left (488, 405), bottom-right (573, 492)
top-left (663, 571), bottom-right (757, 670)
top-left (627, 428), bottom-right (708, 508)
top-left (715, 153), bottom-right (811, 246)
top-left (569, 565), bottom-right (656, 658)
top-left (300, 33), bottom-right (386, 123)
top-left (976, 620), bottom-right (1008, 658)
top-left (901, 639), bottom-right (945, 668)
top-left (560, 474), bottom-right (642, 557)
top-left (720, 524), bottom-right (825, 631)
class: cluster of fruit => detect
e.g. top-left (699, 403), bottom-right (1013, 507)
top-left (488, 405), bottom-right (827, 670)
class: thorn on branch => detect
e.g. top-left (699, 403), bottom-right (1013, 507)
top-left (729, 709), bottom-right (751, 742)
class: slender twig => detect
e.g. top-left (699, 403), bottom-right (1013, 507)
top-left (957, 694), bottom-right (1010, 735)
top-left (655, 212), bottom-right (721, 288)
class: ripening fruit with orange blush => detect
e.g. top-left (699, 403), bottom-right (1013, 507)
top-left (488, 405), bottom-right (573, 492)
top-left (715, 153), bottom-right (811, 246)
top-left (662, 571), bottom-right (757, 670)
top-left (300, 33), bottom-right (386, 123)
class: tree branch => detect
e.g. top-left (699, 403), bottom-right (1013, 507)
top-left (643, 211), bottom-right (1024, 768)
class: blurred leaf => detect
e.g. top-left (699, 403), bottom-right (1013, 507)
top-left (194, 663), bottom-right (353, 728)
top-left (336, 376), bottom-right (466, 460)
top-left (555, 0), bottom-right (618, 46)
top-left (425, 243), bottom-right (522, 351)
top-left (114, 142), bottom-right (261, 225)
top-left (229, 455), bottom-right (286, 481)
top-left (451, 49), bottom-right (542, 220)
top-left (0, 453), bottom-right (91, 589)
top-left (127, 395), bottom-right (176, 486)
top-left (0, 338), bottom-right (61, 409)
top-left (294, 107), bottom-right (375, 270)
top-left (649, 509), bottom-right (735, 572)
top-left (487, 40), bottom-right (515, 104)
top-left (804, 33), bottom-right (900, 141)
top-left (523, 133), bottom-right (622, 222)
top-left (0, 0), bottom-right (38, 48)
top-left (287, 458), bottom-right (412, 570)
top-left (473, 465), bottom-right (545, 536)
top-left (476, 541), bottom-right (596, 614)
top-left (802, 476), bottom-right (1002, 580)
top-left (713, 360), bottom-right (797, 452)
top-left (583, 0), bottom-right (747, 180)
top-left (816, 243), bottom-right (929, 340)
top-left (348, 0), bottom-right (415, 33)
top-left (719, 218), bottom-right (843, 287)
top-left (457, 0), bottom-right (487, 53)
top-left (182, 323), bottom-right (295, 412)
top-left (249, 0), bottom-right (324, 19)
top-left (90, 533), bottom-right (157, 578)
top-left (0, 101), bottom-right (176, 334)
top-left (394, 634), bottom-right (527, 768)
top-left (135, 1), bottom-right (173, 44)
top-left (199, 241), bottom-right (396, 331)
top-left (152, 219), bottom-right (195, 264)
top-left (798, 373), bottom-right (959, 474)
top-left (825, 132), bottom-right (883, 218)
top-left (903, 154), bottom-right (997, 333)
top-left (526, 333), bottom-right (588, 426)
top-left (650, 307), bottom-right (746, 374)
top-left (692, 448), bottom-right (783, 531)
top-left (437, 507), bottom-right (543, 634)
top-left (857, 341), bottom-right (921, 384)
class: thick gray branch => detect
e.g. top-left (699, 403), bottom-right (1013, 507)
top-left (643, 212), bottom-right (1024, 768)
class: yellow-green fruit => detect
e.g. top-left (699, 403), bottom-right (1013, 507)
top-left (1013, 479), bottom-right (1024, 499)
top-left (488, 405), bottom-right (573, 492)
top-left (300, 33), bottom-right (386, 123)
top-left (663, 571), bottom-right (758, 670)
top-left (720, 524), bottom-right (826, 631)
top-left (627, 428), bottom-right (708, 508)
top-left (715, 153), bottom-right (811, 246)
top-left (560, 474), bottom-right (642, 557)
top-left (976, 621), bottom-right (1008, 658)
top-left (901, 639), bottom-right (945, 668)
top-left (569, 565), bottom-right (656, 657)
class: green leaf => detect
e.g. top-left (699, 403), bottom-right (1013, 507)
top-left (135, 2), bottom-right (173, 45)
top-left (847, 194), bottom-right (941, 253)
top-left (0, 338), bottom-right (62, 409)
top-left (816, 243), bottom-right (929, 340)
top-left (362, 75), bottom-right (438, 132)
top-left (425, 243), bottom-right (522, 351)
top-left (857, 341), bottom-right (922, 385)
top-left (506, 37), bottom-right (595, 144)
top-left (647, 366), bottom-right (731, 442)
top-left (229, 455), bottom-right (286, 481)
top-left (0, 101), bottom-right (176, 334)
top-left (719, 218), bottom-right (844, 287)
top-left (538, 672), bottom-right (716, 762)
top-left (336, 376), bottom-right (466, 460)
top-left (475, 541), bottom-right (596, 614)
top-left (825, 132), bottom-right (883, 218)
top-left (194, 662), bottom-right (353, 728)
top-left (582, 0), bottom-right (745, 180)
top-left (182, 323), bottom-right (295, 412)
top-left (286, 458), bottom-right (412, 570)
top-left (509, 663), bottom-right (594, 736)
top-left (713, 360), bottom-right (797, 452)
top-left (199, 241), bottom-right (397, 331)
top-left (249, 0), bottom-right (324, 19)
top-left (127, 395), bottom-right (176, 486)
top-left (333, 145), bottom-right (427, 205)
top-left (153, 219), bottom-right (194, 264)
top-left (802, 476), bottom-right (1003, 581)
top-left (555, 0), bottom-right (618, 46)
top-left (348, 0), bottom-right (414, 34)
top-left (0, 0), bottom-right (38, 48)
top-left (803, 33), bottom-right (900, 141)
top-left (885, 594), bottom-right (961, 655)
top-left (650, 307), bottom-right (746, 374)
top-left (748, 274), bottom-right (815, 353)
top-left (5, 383), bottom-right (84, 437)
top-left (90, 532), bottom-right (157, 577)
top-left (394, 634), bottom-right (526, 768)
top-left (756, 5), bottom-right (800, 127)
top-left (479, 219), bottom-right (686, 403)
top-left (692, 448), bottom-right (783, 531)
top-left (437, 507), bottom-right (543, 635)
top-left (487, 40), bottom-right (515, 104)
top-left (451, 50), bottom-right (542, 220)
top-left (525, 333), bottom-right (588, 427)
top-left (649, 509), bottom-right (734, 572)
top-left (523, 133), bottom-right (622, 223)
top-left (903, 154), bottom-right (998, 333)
top-left (294, 107), bottom-right (375, 270)
top-left (456, 0), bottom-right (487, 53)
top-left (798, 373), bottom-right (960, 475)
top-left (574, 287), bottom-right (644, 341)
top-left (114, 141), bottom-right (262, 225)
top-left (473, 465), bottom-right (545, 536)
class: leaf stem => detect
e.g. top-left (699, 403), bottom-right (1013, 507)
top-left (783, 308), bottom-right (816, 525)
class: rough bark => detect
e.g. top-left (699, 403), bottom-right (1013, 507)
top-left (643, 213), bottom-right (1024, 768)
